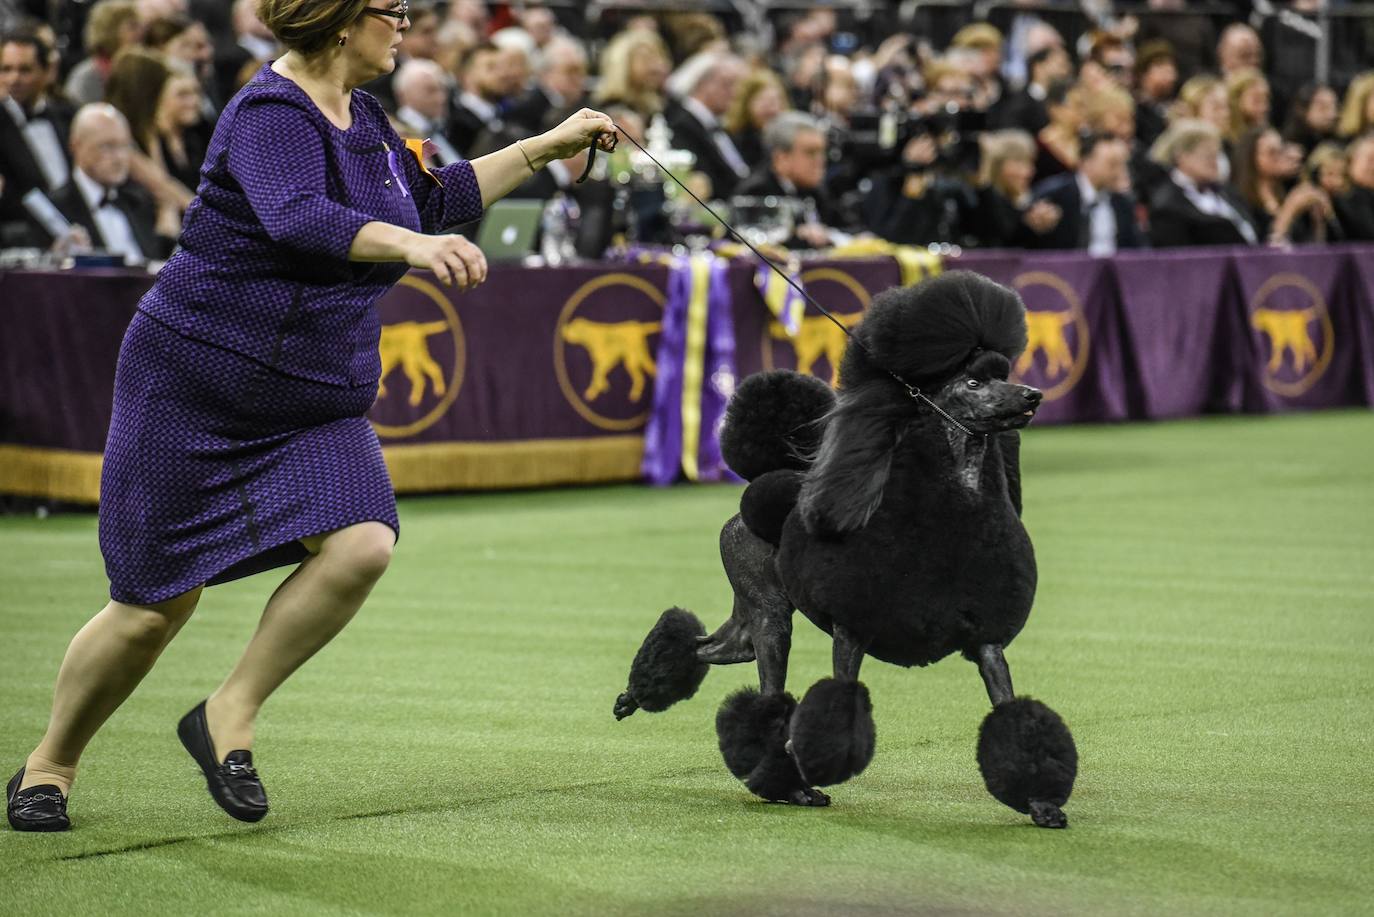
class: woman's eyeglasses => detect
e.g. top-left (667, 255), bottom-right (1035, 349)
top-left (363, 2), bottom-right (409, 24)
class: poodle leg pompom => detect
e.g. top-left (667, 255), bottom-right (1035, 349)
top-left (715, 687), bottom-right (826, 805)
top-left (786, 678), bottom-right (876, 787)
top-left (976, 697), bottom-right (1077, 828)
top-left (614, 608), bottom-right (710, 720)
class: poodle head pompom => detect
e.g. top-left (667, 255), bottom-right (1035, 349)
top-left (840, 271), bottom-right (1028, 388)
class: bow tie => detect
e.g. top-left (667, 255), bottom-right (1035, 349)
top-left (1195, 181), bottom-right (1221, 195)
top-left (100, 189), bottom-right (121, 208)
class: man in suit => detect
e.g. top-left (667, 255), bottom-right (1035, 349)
top-left (1148, 120), bottom-right (1259, 247)
top-left (0, 29), bottom-right (74, 246)
top-left (1029, 132), bottom-right (1147, 254)
top-left (392, 59), bottom-right (462, 167)
top-left (990, 44), bottom-right (1070, 134)
top-left (734, 111), bottom-right (848, 249)
top-left (506, 35), bottom-right (588, 134)
top-left (33, 104), bottom-right (174, 263)
top-left (449, 41), bottom-right (520, 157)
top-left (664, 50), bottom-right (752, 200)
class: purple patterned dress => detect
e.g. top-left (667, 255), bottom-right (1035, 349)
top-left (98, 65), bottom-right (485, 604)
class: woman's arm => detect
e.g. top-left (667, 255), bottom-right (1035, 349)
top-left (470, 108), bottom-right (617, 207)
top-left (348, 221), bottom-right (487, 290)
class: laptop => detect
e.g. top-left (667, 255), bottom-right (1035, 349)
top-left (475, 199), bottom-right (544, 261)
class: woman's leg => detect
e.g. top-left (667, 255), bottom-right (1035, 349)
top-left (203, 522), bottom-right (394, 761)
top-left (21, 587), bottom-right (204, 794)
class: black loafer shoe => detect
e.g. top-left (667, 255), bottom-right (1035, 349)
top-left (7, 768), bottom-right (71, 832)
top-left (177, 701), bottom-right (268, 823)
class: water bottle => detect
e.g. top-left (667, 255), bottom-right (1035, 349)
top-left (541, 193), bottom-right (569, 266)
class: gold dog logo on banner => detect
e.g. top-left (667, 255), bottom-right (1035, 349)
top-left (1011, 271), bottom-right (1090, 401)
top-left (371, 274), bottom-right (466, 439)
top-left (555, 273), bottom-right (666, 431)
top-left (1249, 273), bottom-right (1333, 396)
top-left (762, 268), bottom-right (871, 385)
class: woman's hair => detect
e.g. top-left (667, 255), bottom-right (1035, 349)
top-left (255, 0), bottom-right (370, 57)
top-left (83, 0), bottom-right (139, 59)
top-left (143, 14), bottom-right (191, 50)
top-left (1081, 84), bottom-right (1133, 129)
top-left (1304, 141), bottom-right (1347, 185)
top-left (724, 67), bottom-right (789, 136)
top-left (593, 29), bottom-right (672, 118)
top-left (105, 48), bottom-right (173, 151)
top-left (1175, 74), bottom-right (1222, 117)
top-left (1282, 83), bottom-right (1331, 139)
top-left (1149, 117), bottom-right (1220, 167)
top-left (1338, 72), bottom-right (1374, 138)
top-left (1231, 125), bottom-right (1278, 210)
top-left (1225, 67), bottom-right (1269, 141)
top-left (977, 129), bottom-right (1035, 194)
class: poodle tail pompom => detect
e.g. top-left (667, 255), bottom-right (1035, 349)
top-left (614, 608), bottom-right (709, 720)
top-left (976, 697), bottom-right (1077, 826)
top-left (716, 687), bottom-right (808, 801)
top-left (787, 678), bottom-right (876, 787)
top-left (720, 370), bottom-right (835, 481)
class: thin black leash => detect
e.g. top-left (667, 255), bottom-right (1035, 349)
top-left (578, 126), bottom-right (977, 438)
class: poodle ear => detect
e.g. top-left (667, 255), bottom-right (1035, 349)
top-left (798, 410), bottom-right (901, 536)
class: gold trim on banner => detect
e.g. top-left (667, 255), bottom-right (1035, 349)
top-left (383, 436), bottom-right (645, 492)
top-left (0, 438), bottom-right (645, 504)
top-left (0, 445), bottom-right (104, 503)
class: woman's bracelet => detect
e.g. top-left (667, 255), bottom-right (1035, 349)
top-left (515, 139), bottom-right (538, 175)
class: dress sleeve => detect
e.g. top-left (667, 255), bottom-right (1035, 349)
top-left (226, 98), bottom-right (376, 260)
top-left (394, 146), bottom-right (486, 232)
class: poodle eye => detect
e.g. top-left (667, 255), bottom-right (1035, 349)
top-left (966, 379), bottom-right (981, 389)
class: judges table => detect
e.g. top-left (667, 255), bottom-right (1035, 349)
top-left (3, 245), bottom-right (1373, 503)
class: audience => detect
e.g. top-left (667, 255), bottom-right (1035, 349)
top-left (6, 2), bottom-right (1374, 261)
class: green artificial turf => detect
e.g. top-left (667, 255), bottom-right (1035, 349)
top-left (1, 411), bottom-right (1372, 916)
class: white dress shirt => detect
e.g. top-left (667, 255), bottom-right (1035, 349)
top-left (682, 96), bottom-right (751, 179)
top-left (3, 95), bottom-right (69, 190)
top-left (73, 167), bottom-right (144, 263)
top-left (1076, 171), bottom-right (1118, 257)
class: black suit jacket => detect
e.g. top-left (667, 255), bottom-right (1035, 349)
top-left (1333, 184), bottom-right (1374, 242)
top-left (0, 99), bottom-right (74, 243)
top-left (989, 87), bottom-right (1049, 134)
top-left (448, 96), bottom-right (506, 159)
top-left (664, 100), bottom-right (750, 200)
top-left (43, 180), bottom-right (174, 261)
top-left (1028, 172), bottom-right (1146, 251)
top-left (1147, 179), bottom-right (1258, 248)
top-left (733, 166), bottom-right (845, 232)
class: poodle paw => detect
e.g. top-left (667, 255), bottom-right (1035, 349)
top-left (613, 692), bottom-right (639, 720)
top-left (787, 786), bottom-right (831, 807)
top-left (1029, 800), bottom-right (1067, 829)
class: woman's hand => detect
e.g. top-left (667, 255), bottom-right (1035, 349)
top-left (535, 108), bottom-right (619, 163)
top-left (406, 233), bottom-right (488, 290)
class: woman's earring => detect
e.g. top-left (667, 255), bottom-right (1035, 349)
top-left (338, 35), bottom-right (348, 47)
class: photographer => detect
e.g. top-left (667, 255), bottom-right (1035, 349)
top-left (860, 126), bottom-right (975, 248)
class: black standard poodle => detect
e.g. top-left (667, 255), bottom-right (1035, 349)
top-left (613, 270), bottom-right (1078, 828)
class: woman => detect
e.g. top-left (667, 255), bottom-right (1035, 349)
top-left (593, 28), bottom-right (672, 122)
top-left (7, 0), bottom-right (615, 832)
top-left (1173, 74), bottom-right (1233, 182)
top-left (64, 0), bottom-right (142, 105)
top-left (1337, 72), bottom-right (1374, 140)
top-left (152, 67), bottom-right (209, 191)
top-left (1275, 142), bottom-right (1347, 245)
top-left (1034, 78), bottom-right (1082, 182)
top-left (724, 68), bottom-right (789, 170)
top-left (105, 49), bottom-right (196, 238)
top-left (1232, 125), bottom-right (1329, 244)
top-left (1282, 83), bottom-right (1338, 155)
top-left (1225, 68), bottom-right (1270, 143)
top-left (971, 128), bottom-right (1061, 248)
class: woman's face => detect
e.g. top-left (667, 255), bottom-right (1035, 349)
top-left (628, 44), bottom-right (668, 91)
top-left (158, 73), bottom-right (202, 131)
top-left (1306, 87), bottom-right (1338, 133)
top-left (1239, 80), bottom-right (1270, 125)
top-left (1254, 129), bottom-right (1287, 179)
top-left (1199, 86), bottom-right (1230, 131)
top-left (165, 22), bottom-right (212, 75)
top-left (1049, 96), bottom-right (1082, 131)
top-left (748, 84), bottom-right (784, 129)
top-left (1349, 140), bottom-right (1374, 189)
top-left (347, 0), bottom-right (410, 83)
top-left (998, 154), bottom-right (1034, 195)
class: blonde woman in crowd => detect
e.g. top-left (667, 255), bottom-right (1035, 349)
top-left (972, 128), bottom-right (1061, 247)
top-left (104, 48), bottom-right (195, 234)
top-left (593, 29), bottom-right (672, 121)
top-left (1337, 72), bottom-right (1374, 139)
top-left (1225, 68), bottom-right (1270, 142)
top-left (724, 67), bottom-right (790, 167)
top-left (65, 0), bottom-right (142, 105)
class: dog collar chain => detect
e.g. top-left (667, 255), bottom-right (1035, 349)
top-left (892, 373), bottom-right (981, 438)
